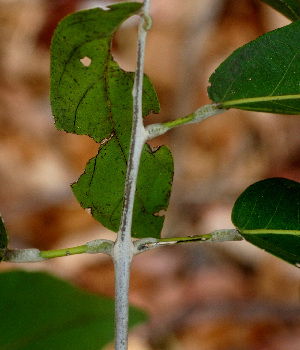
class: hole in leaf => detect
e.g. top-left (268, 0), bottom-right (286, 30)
top-left (151, 146), bottom-right (161, 153)
top-left (100, 132), bottom-right (115, 147)
top-left (153, 210), bottom-right (166, 217)
top-left (80, 56), bottom-right (92, 67)
top-left (85, 208), bottom-right (92, 215)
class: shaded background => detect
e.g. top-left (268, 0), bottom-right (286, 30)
top-left (0, 0), bottom-right (299, 348)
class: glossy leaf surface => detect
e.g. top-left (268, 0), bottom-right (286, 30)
top-left (232, 178), bottom-right (300, 265)
top-left (0, 271), bottom-right (146, 349)
top-left (0, 216), bottom-right (8, 262)
top-left (50, 3), bottom-right (174, 238)
top-left (208, 21), bottom-right (300, 114)
top-left (260, 0), bottom-right (300, 21)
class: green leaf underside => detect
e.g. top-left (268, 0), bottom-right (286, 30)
top-left (0, 216), bottom-right (8, 262)
top-left (260, 0), bottom-right (300, 21)
top-left (0, 271), bottom-right (146, 350)
top-left (50, 3), bottom-right (174, 238)
top-left (232, 178), bottom-right (300, 265)
top-left (208, 21), bottom-right (300, 114)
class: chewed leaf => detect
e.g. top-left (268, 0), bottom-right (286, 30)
top-left (50, 3), bottom-right (174, 238)
top-left (50, 3), bottom-right (147, 142)
top-left (232, 178), bottom-right (300, 266)
top-left (0, 215), bottom-right (8, 262)
top-left (260, 0), bottom-right (300, 21)
top-left (72, 144), bottom-right (174, 238)
top-left (208, 21), bottom-right (300, 114)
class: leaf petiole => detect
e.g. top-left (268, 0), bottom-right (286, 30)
top-left (4, 239), bottom-right (114, 262)
top-left (145, 103), bottom-right (226, 140)
top-left (134, 229), bottom-right (243, 254)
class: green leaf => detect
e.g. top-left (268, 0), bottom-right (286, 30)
top-left (72, 144), bottom-right (173, 238)
top-left (208, 21), bottom-right (300, 115)
top-left (232, 178), bottom-right (300, 266)
top-left (50, 3), bottom-right (145, 141)
top-left (0, 216), bottom-right (8, 262)
top-left (0, 271), bottom-right (146, 349)
top-left (260, 0), bottom-right (300, 21)
top-left (50, 3), bottom-right (174, 238)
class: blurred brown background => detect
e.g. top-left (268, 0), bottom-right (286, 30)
top-left (0, 0), bottom-right (299, 349)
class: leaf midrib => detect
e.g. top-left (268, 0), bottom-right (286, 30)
top-left (220, 93), bottom-right (300, 108)
top-left (241, 229), bottom-right (300, 235)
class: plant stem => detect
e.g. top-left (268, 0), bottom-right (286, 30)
top-left (4, 239), bottom-right (114, 262)
top-left (3, 229), bottom-right (242, 262)
top-left (134, 229), bottom-right (243, 254)
top-left (145, 103), bottom-right (226, 140)
top-left (113, 2), bottom-right (151, 349)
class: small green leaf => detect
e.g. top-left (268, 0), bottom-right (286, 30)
top-left (72, 144), bottom-right (173, 238)
top-left (260, 0), bottom-right (300, 21)
top-left (208, 21), bottom-right (300, 114)
top-left (232, 178), bottom-right (300, 266)
top-left (0, 271), bottom-right (146, 349)
top-left (50, 3), bottom-right (145, 141)
top-left (50, 3), bottom-right (174, 238)
top-left (0, 216), bottom-right (8, 262)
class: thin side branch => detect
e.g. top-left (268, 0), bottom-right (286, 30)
top-left (3, 228), bottom-right (242, 262)
top-left (4, 239), bottom-right (114, 262)
top-left (145, 103), bottom-right (226, 140)
top-left (134, 229), bottom-right (243, 255)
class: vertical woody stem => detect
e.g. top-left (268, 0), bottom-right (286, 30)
top-left (113, 1), bottom-right (151, 349)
